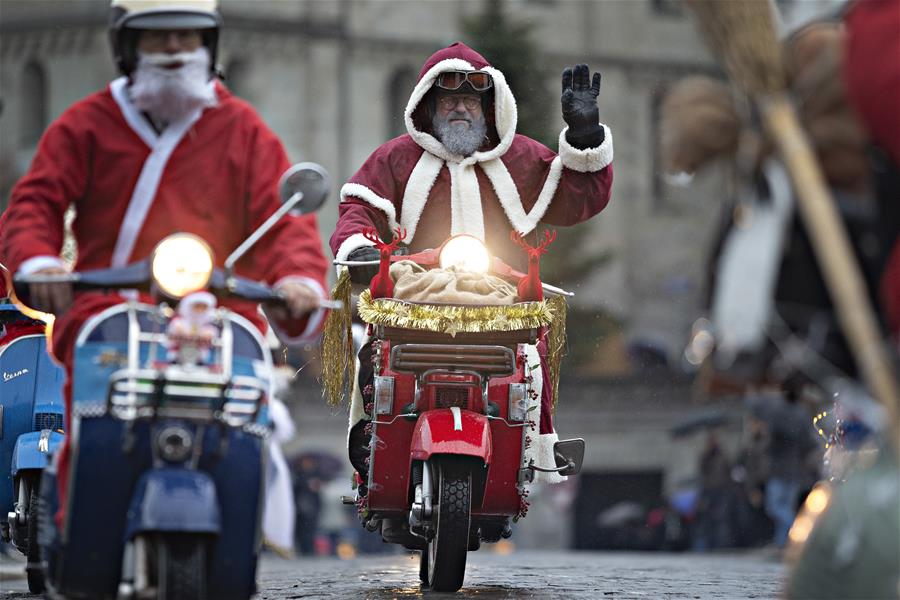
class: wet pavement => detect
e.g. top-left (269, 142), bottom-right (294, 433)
top-left (2, 548), bottom-right (787, 599)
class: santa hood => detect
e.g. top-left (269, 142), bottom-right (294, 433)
top-left (404, 42), bottom-right (517, 164)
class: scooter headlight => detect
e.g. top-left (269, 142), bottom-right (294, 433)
top-left (151, 234), bottom-right (214, 299)
top-left (439, 235), bottom-right (490, 273)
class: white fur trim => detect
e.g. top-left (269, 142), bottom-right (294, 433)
top-left (18, 256), bottom-right (67, 275)
top-left (558, 125), bottom-right (614, 173)
top-left (481, 157), bottom-right (563, 235)
top-left (334, 232), bottom-right (376, 277)
top-left (399, 152), bottom-right (444, 241)
top-left (335, 232), bottom-right (377, 263)
top-left (340, 183), bottom-right (399, 230)
top-left (346, 329), bottom-right (372, 440)
top-left (109, 76), bottom-right (208, 267)
top-left (404, 59), bottom-right (518, 164)
top-left (531, 432), bottom-right (566, 485)
top-left (448, 162), bottom-right (485, 239)
top-left (520, 344), bottom-right (566, 485)
top-left (266, 276), bottom-right (327, 345)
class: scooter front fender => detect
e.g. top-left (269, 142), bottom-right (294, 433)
top-left (410, 409), bottom-right (492, 464)
top-left (10, 430), bottom-right (65, 476)
top-left (125, 468), bottom-right (221, 540)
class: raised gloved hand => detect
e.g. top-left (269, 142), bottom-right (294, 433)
top-left (561, 64), bottom-right (605, 150)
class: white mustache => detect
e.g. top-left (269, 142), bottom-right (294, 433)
top-left (139, 49), bottom-right (207, 70)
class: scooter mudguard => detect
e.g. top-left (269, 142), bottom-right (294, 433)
top-left (410, 409), bottom-right (492, 464)
top-left (125, 468), bottom-right (221, 540)
top-left (10, 430), bottom-right (65, 476)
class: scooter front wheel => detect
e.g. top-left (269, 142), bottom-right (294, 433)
top-left (426, 457), bottom-right (472, 592)
top-left (24, 475), bottom-right (45, 594)
top-left (155, 534), bottom-right (208, 600)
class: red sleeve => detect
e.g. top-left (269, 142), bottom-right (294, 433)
top-left (541, 164), bottom-right (614, 226)
top-left (330, 139), bottom-right (412, 259)
top-left (237, 111), bottom-right (329, 338)
top-left (0, 114), bottom-right (89, 273)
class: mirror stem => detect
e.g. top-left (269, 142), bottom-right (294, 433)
top-left (223, 192), bottom-right (304, 284)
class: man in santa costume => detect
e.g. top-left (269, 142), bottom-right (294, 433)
top-left (0, 0), bottom-right (329, 529)
top-left (330, 42), bottom-right (614, 485)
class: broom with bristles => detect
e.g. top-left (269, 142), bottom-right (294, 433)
top-left (685, 0), bottom-right (899, 445)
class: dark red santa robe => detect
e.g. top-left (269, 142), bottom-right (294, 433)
top-left (330, 42), bottom-right (614, 482)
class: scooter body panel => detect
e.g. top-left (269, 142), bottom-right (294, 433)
top-left (44, 304), bottom-right (269, 600)
top-left (410, 409), bottom-right (493, 463)
top-left (0, 326), bottom-right (65, 516)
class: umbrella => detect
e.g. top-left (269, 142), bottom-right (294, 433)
top-left (669, 409), bottom-right (732, 438)
top-left (288, 450), bottom-right (344, 482)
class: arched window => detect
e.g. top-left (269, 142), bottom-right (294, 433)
top-left (20, 61), bottom-right (47, 147)
top-left (386, 66), bottom-right (416, 139)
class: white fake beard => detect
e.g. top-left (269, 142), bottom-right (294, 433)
top-left (130, 47), bottom-right (217, 125)
top-left (433, 111), bottom-right (487, 157)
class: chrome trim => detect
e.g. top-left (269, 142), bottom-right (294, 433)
top-left (450, 406), bottom-right (463, 431)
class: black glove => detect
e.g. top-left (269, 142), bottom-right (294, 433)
top-left (561, 64), bottom-right (605, 150)
top-left (347, 246), bottom-right (380, 284)
top-left (346, 245), bottom-right (410, 284)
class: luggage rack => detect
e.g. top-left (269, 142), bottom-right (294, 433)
top-left (377, 325), bottom-right (540, 348)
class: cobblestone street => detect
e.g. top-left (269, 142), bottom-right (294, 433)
top-left (4, 549), bottom-right (786, 599)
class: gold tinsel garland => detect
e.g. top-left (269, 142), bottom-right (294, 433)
top-left (320, 280), bottom-right (569, 410)
top-left (546, 294), bottom-right (568, 414)
top-left (321, 270), bottom-right (354, 406)
top-left (357, 290), bottom-right (555, 333)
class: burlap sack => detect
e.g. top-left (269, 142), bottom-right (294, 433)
top-left (389, 260), bottom-right (518, 305)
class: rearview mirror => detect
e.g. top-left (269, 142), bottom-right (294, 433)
top-left (553, 438), bottom-right (585, 476)
top-left (279, 162), bottom-right (330, 215)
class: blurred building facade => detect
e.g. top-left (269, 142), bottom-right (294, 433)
top-left (0, 0), bottom-right (730, 358)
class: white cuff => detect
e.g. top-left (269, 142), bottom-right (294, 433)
top-left (267, 275), bottom-right (327, 345)
top-left (558, 124), bottom-right (614, 173)
top-left (340, 183), bottom-right (399, 229)
top-left (334, 232), bottom-right (377, 277)
top-left (18, 256), bottom-right (67, 275)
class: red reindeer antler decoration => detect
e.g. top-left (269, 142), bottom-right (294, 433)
top-left (363, 227), bottom-right (407, 299)
top-left (510, 229), bottom-right (557, 301)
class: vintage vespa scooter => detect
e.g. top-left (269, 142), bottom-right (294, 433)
top-left (13, 163), bottom-right (332, 600)
top-left (0, 303), bottom-right (66, 593)
top-left (334, 231), bottom-right (585, 592)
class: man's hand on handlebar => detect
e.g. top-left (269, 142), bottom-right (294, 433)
top-left (29, 266), bottom-right (73, 315)
top-left (268, 280), bottom-right (322, 321)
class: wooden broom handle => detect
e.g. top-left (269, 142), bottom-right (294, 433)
top-left (761, 94), bottom-right (899, 445)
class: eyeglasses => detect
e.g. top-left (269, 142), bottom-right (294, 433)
top-left (437, 95), bottom-right (482, 111)
top-left (435, 70), bottom-right (493, 92)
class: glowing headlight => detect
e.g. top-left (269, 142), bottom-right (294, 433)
top-left (151, 234), bottom-right (214, 299)
top-left (439, 235), bottom-right (490, 273)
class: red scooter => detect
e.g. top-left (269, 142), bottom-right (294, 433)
top-left (335, 233), bottom-right (585, 592)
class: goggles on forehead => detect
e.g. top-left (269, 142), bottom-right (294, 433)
top-left (434, 70), bottom-right (493, 92)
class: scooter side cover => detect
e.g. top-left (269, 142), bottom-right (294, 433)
top-left (125, 468), bottom-right (221, 539)
top-left (10, 430), bottom-right (64, 475)
top-left (410, 409), bottom-right (492, 464)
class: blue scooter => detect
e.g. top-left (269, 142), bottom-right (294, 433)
top-left (0, 303), bottom-right (66, 593)
top-left (13, 163), bottom-right (331, 600)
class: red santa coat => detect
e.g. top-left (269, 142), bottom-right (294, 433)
top-left (843, 0), bottom-right (900, 338)
top-left (329, 42), bottom-right (614, 269)
top-left (0, 77), bottom-right (329, 364)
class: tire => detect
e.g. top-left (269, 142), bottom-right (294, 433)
top-left (156, 534), bottom-right (207, 600)
top-left (25, 476), bottom-right (45, 594)
top-left (426, 458), bottom-right (471, 592)
top-left (418, 549), bottom-right (429, 586)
